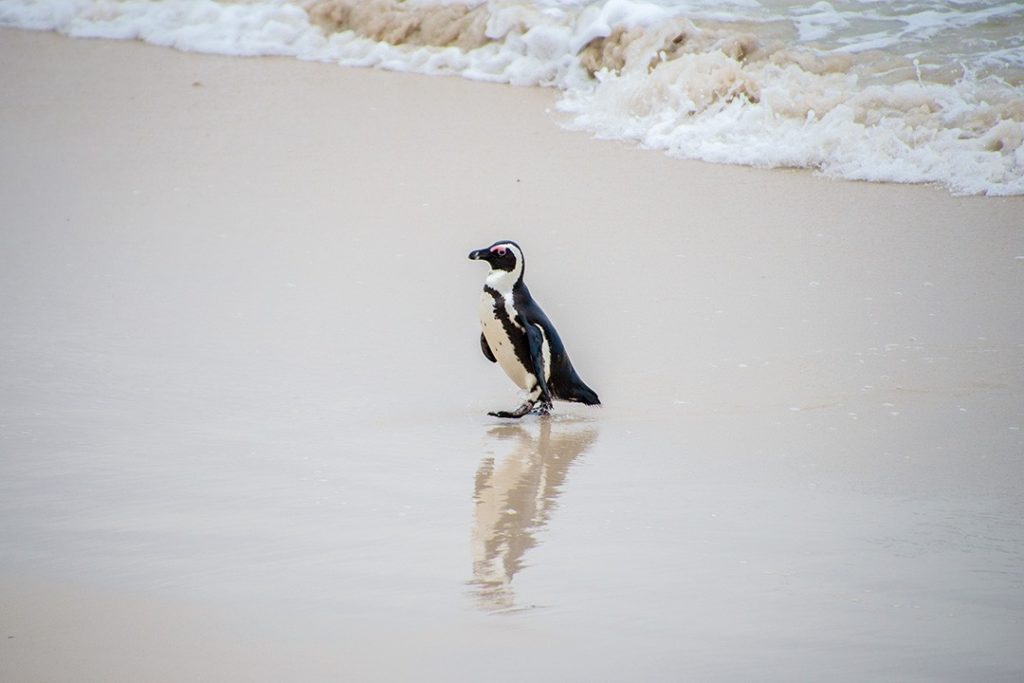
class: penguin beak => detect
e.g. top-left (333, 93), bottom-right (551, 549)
top-left (468, 248), bottom-right (489, 261)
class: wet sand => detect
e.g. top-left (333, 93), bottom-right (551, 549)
top-left (1, 28), bottom-right (1022, 682)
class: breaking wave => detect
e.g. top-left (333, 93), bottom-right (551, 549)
top-left (2, 0), bottom-right (1022, 195)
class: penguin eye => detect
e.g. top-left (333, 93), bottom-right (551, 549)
top-left (492, 245), bottom-right (508, 256)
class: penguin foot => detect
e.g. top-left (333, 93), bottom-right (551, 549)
top-left (488, 399), bottom-right (537, 419)
top-left (488, 410), bottom-right (523, 419)
top-left (534, 399), bottom-right (552, 416)
top-left (488, 397), bottom-right (553, 419)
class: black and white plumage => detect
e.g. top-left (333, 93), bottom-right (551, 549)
top-left (468, 240), bottom-right (600, 419)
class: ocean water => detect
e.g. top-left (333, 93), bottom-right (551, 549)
top-left (2, 0), bottom-right (1023, 196)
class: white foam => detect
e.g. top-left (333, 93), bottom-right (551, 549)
top-left (560, 44), bottom-right (1024, 195)
top-left (2, 0), bottom-right (1022, 196)
top-left (0, 0), bottom-right (328, 57)
top-left (570, 0), bottom-right (675, 52)
top-left (791, 1), bottom-right (849, 43)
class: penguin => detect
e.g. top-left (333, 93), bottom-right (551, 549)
top-left (468, 240), bottom-right (600, 418)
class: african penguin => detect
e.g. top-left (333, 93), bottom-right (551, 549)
top-left (468, 240), bottom-right (600, 418)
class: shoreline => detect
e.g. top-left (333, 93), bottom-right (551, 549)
top-left (2, 0), bottom-right (1022, 196)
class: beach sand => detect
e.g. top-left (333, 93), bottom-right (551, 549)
top-left (1, 28), bottom-right (1022, 682)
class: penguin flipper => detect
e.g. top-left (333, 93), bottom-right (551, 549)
top-left (480, 333), bottom-right (497, 363)
top-left (524, 322), bottom-right (552, 401)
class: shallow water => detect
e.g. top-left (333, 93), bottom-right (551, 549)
top-left (3, 387), bottom-right (1022, 679)
top-left (652, 0), bottom-right (1024, 78)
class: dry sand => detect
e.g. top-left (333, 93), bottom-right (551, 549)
top-left (1, 28), bottom-right (1022, 682)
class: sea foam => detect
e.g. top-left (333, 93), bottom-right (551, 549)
top-left (2, 0), bottom-right (1022, 196)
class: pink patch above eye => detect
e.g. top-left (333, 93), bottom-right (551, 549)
top-left (491, 245), bottom-right (508, 256)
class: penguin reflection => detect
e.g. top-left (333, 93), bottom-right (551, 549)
top-left (470, 420), bottom-right (598, 611)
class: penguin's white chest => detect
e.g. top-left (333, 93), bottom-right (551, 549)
top-left (479, 290), bottom-right (539, 391)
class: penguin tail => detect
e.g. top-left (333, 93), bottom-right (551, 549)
top-left (556, 379), bottom-right (601, 406)
top-left (573, 384), bottom-right (601, 406)
top-left (549, 357), bottom-right (600, 406)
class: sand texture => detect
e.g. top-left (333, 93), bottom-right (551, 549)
top-left (1, 29), bottom-right (1022, 682)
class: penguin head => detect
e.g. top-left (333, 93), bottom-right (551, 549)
top-left (468, 241), bottom-right (523, 274)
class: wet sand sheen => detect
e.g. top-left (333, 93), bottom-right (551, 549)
top-left (0, 29), bottom-right (1022, 682)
